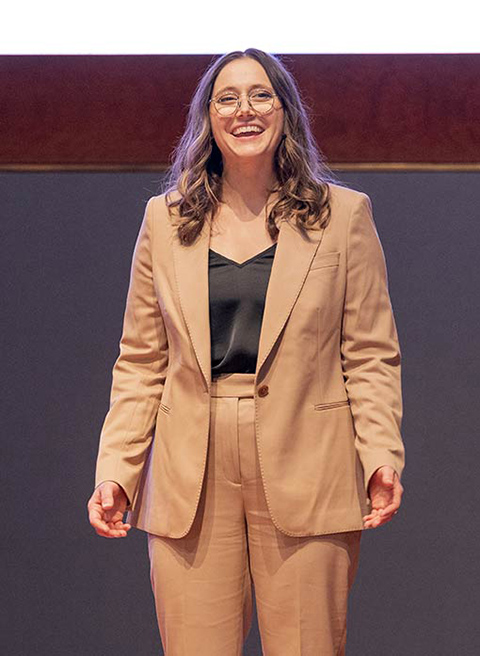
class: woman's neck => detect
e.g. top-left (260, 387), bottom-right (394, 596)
top-left (221, 162), bottom-right (278, 217)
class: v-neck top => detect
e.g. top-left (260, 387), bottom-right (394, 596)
top-left (209, 242), bottom-right (277, 375)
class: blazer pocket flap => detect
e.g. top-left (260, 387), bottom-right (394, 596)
top-left (310, 250), bottom-right (340, 270)
top-left (314, 400), bottom-right (350, 411)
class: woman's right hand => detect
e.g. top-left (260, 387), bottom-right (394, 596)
top-left (87, 481), bottom-right (131, 538)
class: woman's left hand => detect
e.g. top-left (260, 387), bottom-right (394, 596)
top-left (362, 466), bottom-right (404, 529)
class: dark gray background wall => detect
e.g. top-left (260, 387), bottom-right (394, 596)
top-left (1, 170), bottom-right (479, 655)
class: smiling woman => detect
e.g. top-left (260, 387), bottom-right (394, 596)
top-left (161, 48), bottom-right (338, 254)
top-left (209, 59), bottom-right (285, 176)
top-left (89, 47), bottom-right (405, 656)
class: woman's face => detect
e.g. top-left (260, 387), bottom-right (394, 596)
top-left (209, 57), bottom-right (284, 169)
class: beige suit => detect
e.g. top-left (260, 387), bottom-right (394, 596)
top-left (95, 182), bottom-right (405, 539)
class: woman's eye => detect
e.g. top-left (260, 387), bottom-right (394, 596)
top-left (252, 91), bottom-right (273, 100)
top-left (218, 95), bottom-right (237, 104)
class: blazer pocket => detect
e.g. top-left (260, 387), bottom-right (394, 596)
top-left (310, 250), bottom-right (341, 271)
top-left (314, 400), bottom-right (350, 411)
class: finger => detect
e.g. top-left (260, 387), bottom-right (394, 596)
top-left (363, 507), bottom-right (395, 528)
top-left (363, 510), bottom-right (383, 528)
top-left (362, 508), bottom-right (381, 521)
top-left (363, 518), bottom-right (378, 529)
top-left (101, 488), bottom-right (114, 510)
top-left (363, 505), bottom-right (385, 518)
top-left (378, 501), bottom-right (400, 517)
top-left (103, 528), bottom-right (128, 538)
top-left (112, 520), bottom-right (131, 531)
top-left (98, 522), bottom-right (129, 538)
top-left (364, 504), bottom-right (386, 520)
top-left (108, 518), bottom-right (131, 529)
top-left (367, 508), bottom-right (398, 529)
top-left (364, 516), bottom-right (385, 529)
top-left (105, 519), bottom-right (129, 536)
top-left (104, 511), bottom-right (129, 528)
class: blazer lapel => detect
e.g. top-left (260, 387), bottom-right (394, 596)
top-left (172, 215), bottom-right (325, 391)
top-left (256, 219), bottom-right (324, 377)
top-left (172, 216), bottom-right (212, 391)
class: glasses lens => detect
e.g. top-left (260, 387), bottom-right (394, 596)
top-left (215, 93), bottom-right (239, 116)
top-left (250, 90), bottom-right (275, 114)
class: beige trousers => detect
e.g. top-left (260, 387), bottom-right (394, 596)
top-left (147, 373), bottom-right (362, 656)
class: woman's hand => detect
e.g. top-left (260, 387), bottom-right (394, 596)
top-left (87, 481), bottom-right (131, 538)
top-left (362, 466), bottom-right (403, 529)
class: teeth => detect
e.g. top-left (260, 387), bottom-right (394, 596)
top-left (232, 126), bottom-right (263, 136)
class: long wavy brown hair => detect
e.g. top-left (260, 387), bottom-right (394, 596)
top-left (161, 48), bottom-right (343, 245)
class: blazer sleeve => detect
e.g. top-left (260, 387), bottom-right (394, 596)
top-left (94, 196), bottom-right (169, 509)
top-left (340, 192), bottom-right (405, 495)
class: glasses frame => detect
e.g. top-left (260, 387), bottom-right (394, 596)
top-left (209, 88), bottom-right (279, 117)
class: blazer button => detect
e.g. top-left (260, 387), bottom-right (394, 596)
top-left (258, 384), bottom-right (269, 397)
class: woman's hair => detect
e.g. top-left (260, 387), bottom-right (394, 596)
top-left (160, 47), bottom-right (342, 245)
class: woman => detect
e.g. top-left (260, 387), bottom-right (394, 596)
top-left (88, 48), bottom-right (405, 655)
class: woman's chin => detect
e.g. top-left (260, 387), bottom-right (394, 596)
top-left (227, 143), bottom-right (275, 161)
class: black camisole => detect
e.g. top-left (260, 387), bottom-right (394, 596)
top-left (208, 242), bottom-right (277, 375)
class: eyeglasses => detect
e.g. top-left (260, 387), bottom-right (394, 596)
top-left (209, 88), bottom-right (278, 117)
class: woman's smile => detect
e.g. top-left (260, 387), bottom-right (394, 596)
top-left (231, 124), bottom-right (265, 138)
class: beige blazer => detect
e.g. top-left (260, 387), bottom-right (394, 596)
top-left (95, 183), bottom-right (405, 538)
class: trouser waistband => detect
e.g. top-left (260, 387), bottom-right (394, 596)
top-left (210, 372), bottom-right (256, 398)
